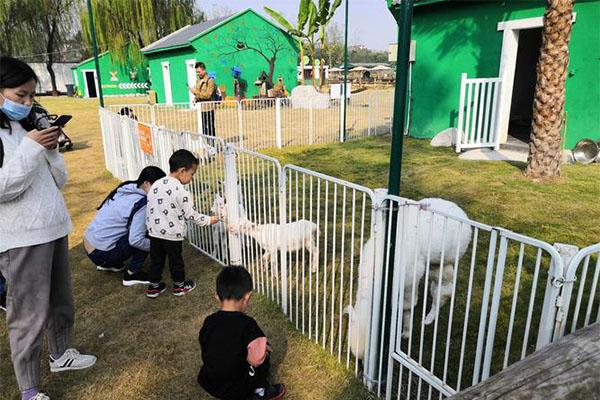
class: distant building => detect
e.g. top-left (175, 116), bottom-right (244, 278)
top-left (28, 63), bottom-right (76, 94)
top-left (71, 52), bottom-right (150, 98)
top-left (141, 9), bottom-right (299, 104)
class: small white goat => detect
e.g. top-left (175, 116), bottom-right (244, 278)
top-left (214, 195), bottom-right (320, 271)
top-left (347, 198), bottom-right (472, 360)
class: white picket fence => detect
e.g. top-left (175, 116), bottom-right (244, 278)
top-left (107, 90), bottom-right (393, 151)
top-left (456, 73), bottom-right (502, 153)
top-left (99, 108), bottom-right (599, 400)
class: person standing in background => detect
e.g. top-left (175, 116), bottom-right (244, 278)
top-left (190, 62), bottom-right (217, 136)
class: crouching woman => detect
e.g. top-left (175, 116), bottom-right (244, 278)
top-left (84, 166), bottom-right (165, 286)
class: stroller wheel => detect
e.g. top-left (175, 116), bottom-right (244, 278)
top-left (65, 143), bottom-right (73, 151)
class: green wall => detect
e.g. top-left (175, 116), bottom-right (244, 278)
top-left (409, 0), bottom-right (600, 148)
top-left (146, 10), bottom-right (298, 104)
top-left (73, 53), bottom-right (149, 97)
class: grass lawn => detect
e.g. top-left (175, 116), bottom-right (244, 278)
top-left (0, 96), bottom-right (373, 400)
top-left (265, 137), bottom-right (600, 248)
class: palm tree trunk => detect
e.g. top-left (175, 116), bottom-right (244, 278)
top-left (525, 0), bottom-right (574, 179)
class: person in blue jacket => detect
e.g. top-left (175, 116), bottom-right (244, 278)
top-left (84, 166), bottom-right (166, 286)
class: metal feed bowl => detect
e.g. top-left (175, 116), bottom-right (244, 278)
top-left (573, 139), bottom-right (599, 164)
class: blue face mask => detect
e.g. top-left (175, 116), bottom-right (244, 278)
top-left (0, 93), bottom-right (33, 121)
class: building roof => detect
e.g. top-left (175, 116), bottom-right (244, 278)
top-left (141, 15), bottom-right (231, 53)
top-left (141, 8), bottom-right (295, 55)
top-left (73, 51), bottom-right (110, 68)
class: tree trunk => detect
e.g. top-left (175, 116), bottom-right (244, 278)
top-left (299, 39), bottom-right (305, 85)
top-left (267, 58), bottom-right (276, 87)
top-left (46, 18), bottom-right (59, 96)
top-left (525, 0), bottom-right (574, 179)
top-left (310, 42), bottom-right (317, 88)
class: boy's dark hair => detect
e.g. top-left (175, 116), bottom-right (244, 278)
top-left (195, 62), bottom-right (206, 70)
top-left (216, 266), bottom-right (253, 301)
top-left (169, 149), bottom-right (199, 172)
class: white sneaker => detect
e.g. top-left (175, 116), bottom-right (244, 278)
top-left (31, 393), bottom-right (50, 400)
top-left (49, 348), bottom-right (97, 372)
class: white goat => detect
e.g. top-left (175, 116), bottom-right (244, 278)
top-left (214, 195), bottom-right (320, 271)
top-left (347, 198), bottom-right (472, 360)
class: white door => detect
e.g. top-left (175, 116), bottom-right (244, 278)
top-left (185, 59), bottom-right (197, 105)
top-left (456, 73), bottom-right (502, 152)
top-left (161, 62), bottom-right (173, 105)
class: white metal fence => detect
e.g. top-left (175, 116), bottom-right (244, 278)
top-left (107, 90), bottom-right (393, 151)
top-left (99, 107), bottom-right (599, 399)
top-left (456, 73), bottom-right (501, 153)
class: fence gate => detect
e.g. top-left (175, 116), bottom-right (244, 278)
top-left (380, 196), bottom-right (565, 400)
top-left (456, 73), bottom-right (502, 153)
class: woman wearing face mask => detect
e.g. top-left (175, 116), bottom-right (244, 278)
top-left (0, 56), bottom-right (96, 400)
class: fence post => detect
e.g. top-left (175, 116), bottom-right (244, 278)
top-left (275, 98), bottom-right (282, 149)
top-left (339, 95), bottom-right (346, 143)
top-left (368, 92), bottom-right (372, 136)
top-left (278, 168), bottom-right (288, 314)
top-left (196, 103), bottom-right (204, 135)
top-left (237, 101), bottom-right (244, 148)
top-left (150, 104), bottom-right (156, 126)
top-left (309, 97), bottom-right (314, 145)
top-left (536, 243), bottom-right (579, 345)
top-left (223, 146), bottom-right (242, 266)
top-left (364, 189), bottom-right (388, 389)
top-left (456, 72), bottom-right (467, 153)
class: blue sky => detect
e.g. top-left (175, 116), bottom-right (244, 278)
top-left (197, 0), bottom-right (398, 51)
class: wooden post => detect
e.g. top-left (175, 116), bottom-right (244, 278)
top-left (450, 323), bottom-right (600, 399)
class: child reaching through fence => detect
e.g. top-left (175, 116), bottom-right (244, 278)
top-left (198, 266), bottom-right (286, 400)
top-left (145, 149), bottom-right (219, 298)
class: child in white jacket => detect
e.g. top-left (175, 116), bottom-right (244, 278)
top-left (145, 149), bottom-right (218, 298)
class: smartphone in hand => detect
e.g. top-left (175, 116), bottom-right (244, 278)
top-left (51, 115), bottom-right (72, 127)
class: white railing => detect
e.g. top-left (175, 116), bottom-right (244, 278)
top-left (107, 90), bottom-right (393, 151)
top-left (99, 107), bottom-right (599, 400)
top-left (456, 73), bottom-right (501, 153)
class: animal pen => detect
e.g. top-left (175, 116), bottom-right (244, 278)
top-left (99, 94), bottom-right (600, 399)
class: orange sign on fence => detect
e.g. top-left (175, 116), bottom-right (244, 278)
top-left (138, 122), bottom-right (154, 155)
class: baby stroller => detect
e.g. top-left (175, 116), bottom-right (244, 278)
top-left (32, 105), bottom-right (74, 151)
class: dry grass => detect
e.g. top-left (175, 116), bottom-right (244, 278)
top-left (0, 96), bottom-right (373, 400)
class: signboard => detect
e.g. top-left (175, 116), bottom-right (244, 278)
top-left (388, 40), bottom-right (416, 62)
top-left (138, 122), bottom-right (154, 155)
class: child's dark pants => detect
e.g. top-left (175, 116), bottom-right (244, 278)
top-left (149, 237), bottom-right (185, 283)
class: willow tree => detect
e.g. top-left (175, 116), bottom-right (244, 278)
top-left (265, 0), bottom-right (316, 85)
top-left (525, 0), bottom-right (575, 179)
top-left (80, 0), bottom-right (204, 66)
top-left (0, 0), bottom-right (79, 95)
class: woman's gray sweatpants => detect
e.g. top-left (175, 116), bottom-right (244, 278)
top-left (0, 236), bottom-right (74, 391)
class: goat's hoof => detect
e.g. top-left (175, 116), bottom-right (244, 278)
top-left (423, 313), bottom-right (435, 325)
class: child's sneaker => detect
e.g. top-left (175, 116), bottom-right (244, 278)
top-left (172, 280), bottom-right (196, 296)
top-left (249, 384), bottom-right (286, 400)
top-left (31, 393), bottom-right (50, 400)
top-left (122, 271), bottom-right (150, 287)
top-left (146, 282), bottom-right (167, 298)
top-left (0, 293), bottom-right (6, 312)
top-left (49, 348), bottom-right (97, 372)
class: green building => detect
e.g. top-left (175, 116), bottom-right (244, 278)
top-left (391, 0), bottom-right (599, 149)
top-left (71, 51), bottom-right (150, 98)
top-left (141, 9), bottom-right (299, 104)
